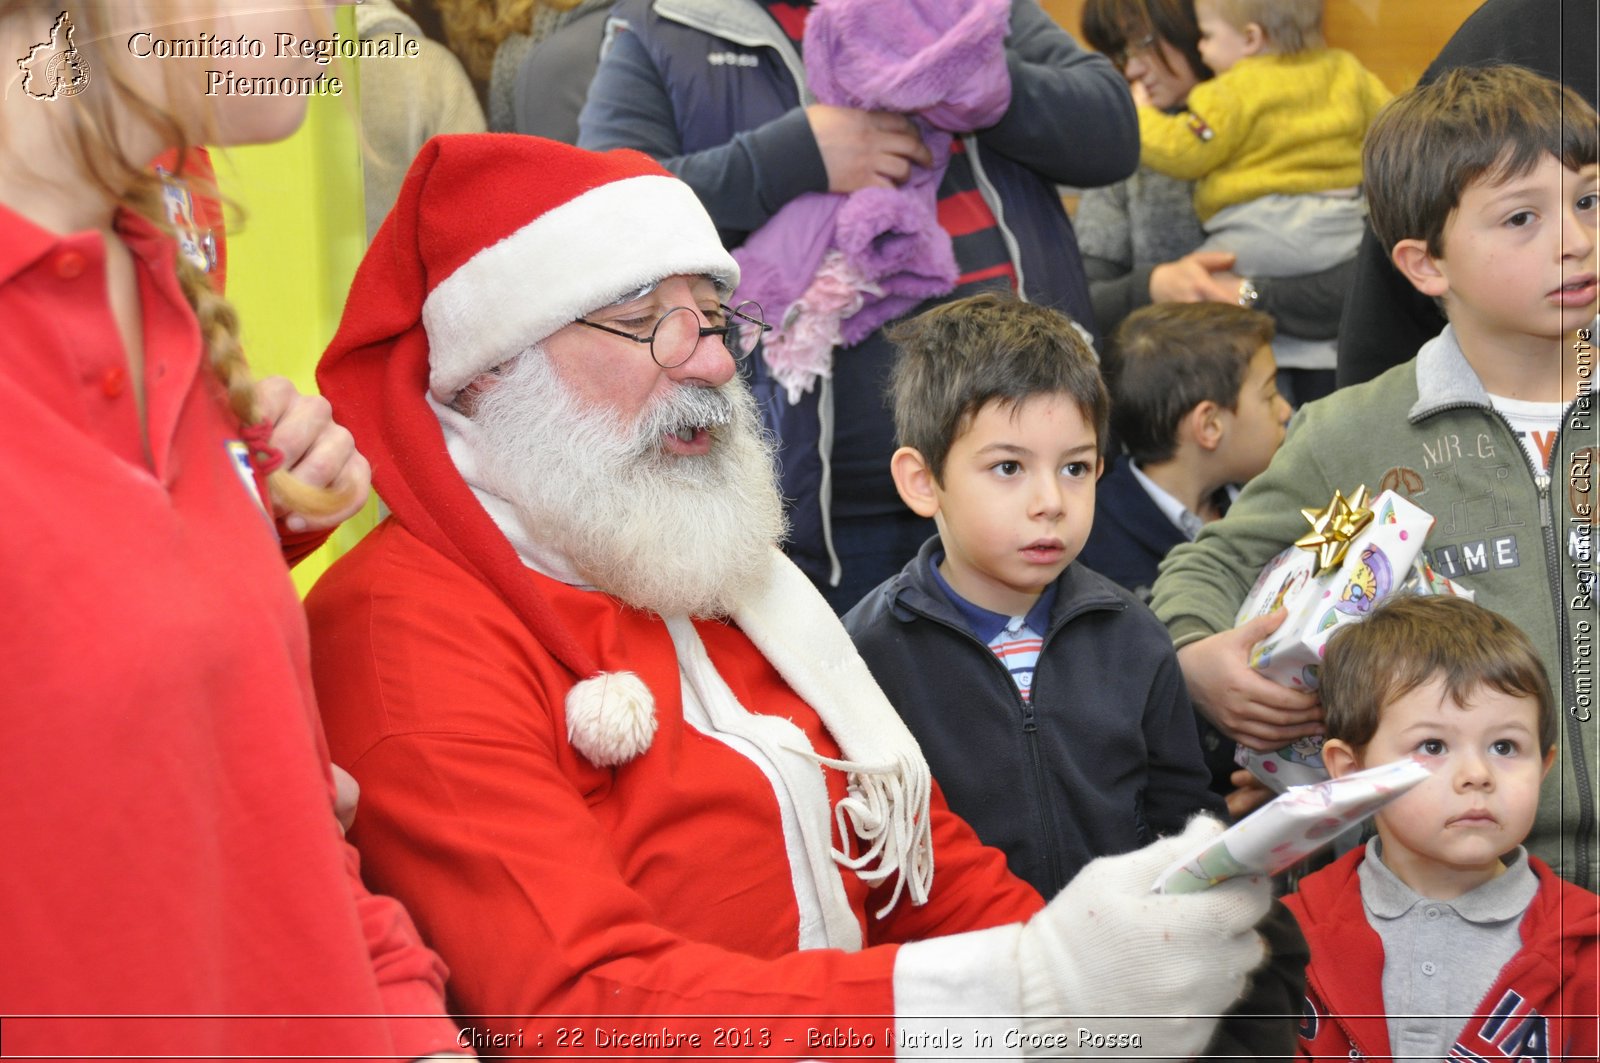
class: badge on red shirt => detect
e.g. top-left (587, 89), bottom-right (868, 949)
top-left (226, 440), bottom-right (271, 519)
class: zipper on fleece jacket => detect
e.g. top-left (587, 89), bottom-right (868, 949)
top-left (1018, 699), bottom-right (1067, 895)
top-left (896, 593), bottom-right (1123, 896)
top-left (902, 602), bottom-right (1066, 893)
top-left (818, 376), bottom-right (842, 587)
top-left (1302, 962), bottom-right (1375, 1061)
top-left (1536, 462), bottom-right (1595, 891)
top-left (1460, 403), bottom-right (1594, 891)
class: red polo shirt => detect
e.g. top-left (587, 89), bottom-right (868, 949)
top-left (0, 202), bottom-right (457, 1059)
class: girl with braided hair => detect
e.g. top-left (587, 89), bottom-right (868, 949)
top-left (0, 2), bottom-right (457, 1057)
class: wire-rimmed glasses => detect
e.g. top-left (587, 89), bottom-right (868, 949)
top-left (577, 301), bottom-right (771, 369)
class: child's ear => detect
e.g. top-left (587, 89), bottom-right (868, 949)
top-left (1188, 400), bottom-right (1225, 452)
top-left (891, 446), bottom-right (941, 519)
top-left (1391, 239), bottom-right (1450, 299)
top-left (1241, 22), bottom-right (1267, 55)
top-left (1541, 746), bottom-right (1557, 781)
top-left (1320, 738), bottom-right (1363, 779)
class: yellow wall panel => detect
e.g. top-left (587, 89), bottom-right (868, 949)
top-left (215, 7), bottom-right (376, 594)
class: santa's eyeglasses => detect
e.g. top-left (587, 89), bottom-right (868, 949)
top-left (577, 301), bottom-right (770, 369)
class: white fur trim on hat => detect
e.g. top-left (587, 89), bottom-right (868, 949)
top-left (565, 670), bottom-right (657, 767)
top-left (423, 174), bottom-right (739, 399)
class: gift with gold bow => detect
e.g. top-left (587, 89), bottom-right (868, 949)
top-left (1231, 485), bottom-right (1437, 791)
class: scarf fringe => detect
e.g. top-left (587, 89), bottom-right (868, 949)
top-left (794, 747), bottom-right (935, 918)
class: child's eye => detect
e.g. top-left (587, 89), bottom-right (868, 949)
top-left (1577, 192), bottom-right (1599, 213)
top-left (1417, 738), bottom-right (1447, 756)
top-left (1490, 739), bottom-right (1520, 756)
top-left (1504, 210), bottom-right (1536, 228)
top-left (993, 461), bottom-right (1022, 477)
top-left (1062, 462), bottom-right (1092, 478)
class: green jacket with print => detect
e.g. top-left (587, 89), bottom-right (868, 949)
top-left (1151, 322), bottom-right (1600, 890)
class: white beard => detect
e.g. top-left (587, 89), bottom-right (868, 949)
top-left (468, 351), bottom-right (787, 618)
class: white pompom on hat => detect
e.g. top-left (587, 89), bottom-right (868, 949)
top-left (319, 134), bottom-right (740, 767)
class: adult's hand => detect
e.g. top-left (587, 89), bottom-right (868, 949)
top-left (1148, 250), bottom-right (1241, 304)
top-left (806, 104), bottom-right (932, 192)
top-left (1176, 610), bottom-right (1324, 751)
top-left (254, 375), bottom-right (371, 532)
top-left (1018, 816), bottom-right (1270, 1059)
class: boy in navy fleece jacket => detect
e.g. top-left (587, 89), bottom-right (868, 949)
top-left (844, 292), bottom-right (1223, 896)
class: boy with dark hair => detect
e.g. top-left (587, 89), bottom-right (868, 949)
top-left (1286, 595), bottom-right (1597, 1061)
top-left (1150, 65), bottom-right (1600, 890)
top-left (1081, 301), bottom-right (1289, 599)
top-left (844, 291), bottom-right (1224, 896)
top-left (845, 292), bottom-right (1306, 1060)
top-left (1084, 301), bottom-right (1289, 815)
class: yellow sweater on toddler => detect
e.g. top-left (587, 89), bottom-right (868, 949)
top-left (1137, 49), bottom-right (1391, 221)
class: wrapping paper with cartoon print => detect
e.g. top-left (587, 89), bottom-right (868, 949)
top-left (1231, 488), bottom-right (1435, 790)
top-left (1153, 757), bottom-right (1432, 894)
top-left (1399, 556), bottom-right (1476, 601)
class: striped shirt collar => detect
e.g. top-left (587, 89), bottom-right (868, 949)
top-left (927, 549), bottom-right (1057, 643)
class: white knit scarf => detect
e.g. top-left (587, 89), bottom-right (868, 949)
top-left (432, 396), bottom-right (935, 945)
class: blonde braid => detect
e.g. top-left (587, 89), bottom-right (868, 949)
top-left (14, 2), bottom-right (354, 524)
top-left (135, 183), bottom-right (354, 521)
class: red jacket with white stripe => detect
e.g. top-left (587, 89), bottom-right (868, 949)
top-left (1284, 846), bottom-right (1599, 1061)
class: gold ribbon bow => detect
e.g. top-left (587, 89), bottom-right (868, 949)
top-left (1295, 486), bottom-right (1374, 573)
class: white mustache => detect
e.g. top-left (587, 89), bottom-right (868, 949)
top-left (637, 385), bottom-right (735, 442)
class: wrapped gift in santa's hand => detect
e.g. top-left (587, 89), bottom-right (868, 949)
top-left (1232, 486), bottom-right (1435, 790)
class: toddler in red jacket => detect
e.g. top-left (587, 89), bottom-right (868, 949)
top-left (1284, 595), bottom-right (1598, 1060)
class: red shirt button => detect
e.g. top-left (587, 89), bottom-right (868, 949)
top-left (55, 251), bottom-right (86, 279)
top-left (101, 365), bottom-right (126, 398)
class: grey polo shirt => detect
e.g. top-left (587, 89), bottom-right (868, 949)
top-left (1359, 837), bottom-right (1536, 1061)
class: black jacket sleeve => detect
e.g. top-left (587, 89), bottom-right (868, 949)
top-left (1141, 651), bottom-right (1229, 837)
top-left (1257, 256), bottom-right (1358, 343)
top-left (976, 0), bottom-right (1139, 188)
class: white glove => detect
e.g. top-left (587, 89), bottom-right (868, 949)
top-left (1016, 816), bottom-right (1270, 1060)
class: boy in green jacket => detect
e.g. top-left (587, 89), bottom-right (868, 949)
top-left (1150, 65), bottom-right (1600, 889)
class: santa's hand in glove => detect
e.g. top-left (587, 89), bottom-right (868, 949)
top-left (1017, 815), bottom-right (1271, 1060)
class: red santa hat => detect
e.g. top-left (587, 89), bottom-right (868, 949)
top-left (392, 133), bottom-right (737, 401)
top-left (318, 134), bottom-right (738, 766)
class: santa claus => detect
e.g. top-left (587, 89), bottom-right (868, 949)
top-left (308, 134), bottom-right (1278, 1059)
